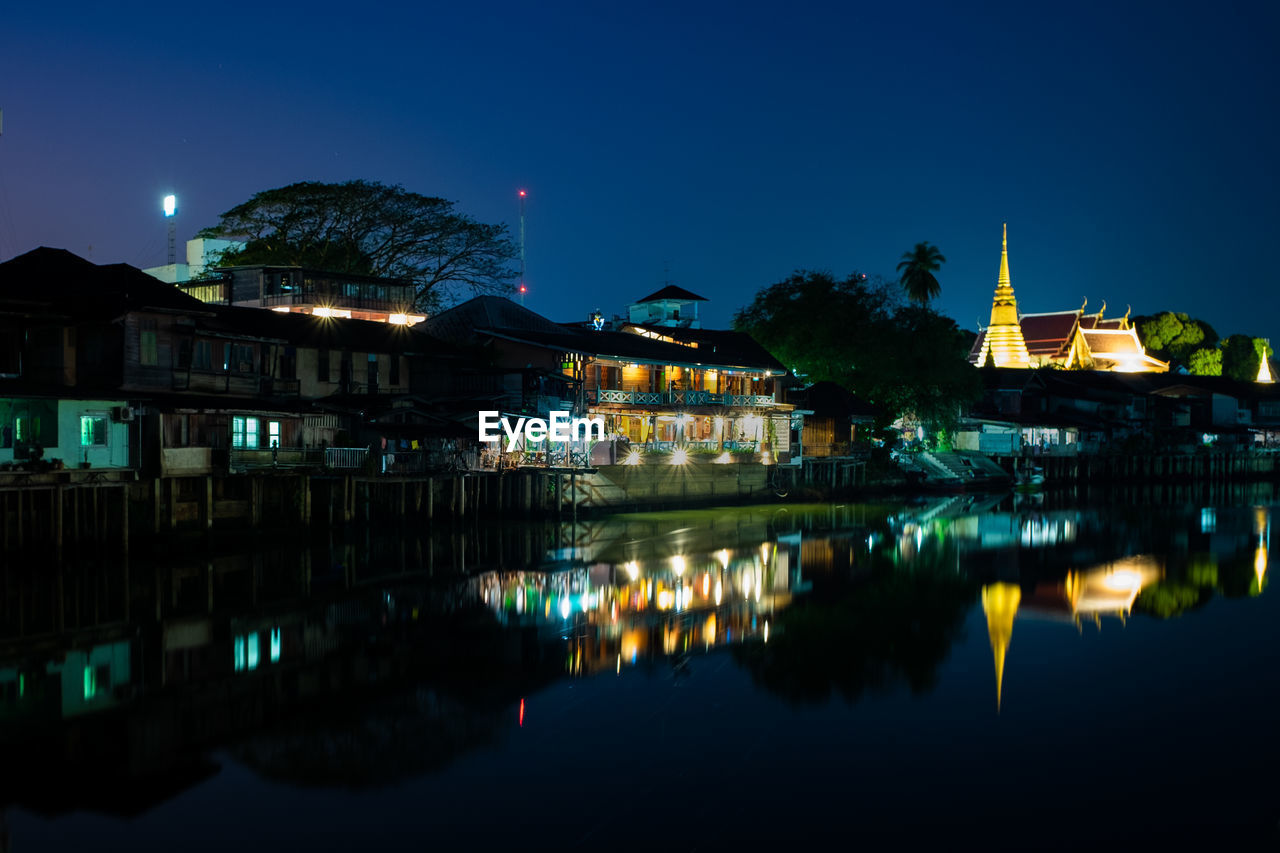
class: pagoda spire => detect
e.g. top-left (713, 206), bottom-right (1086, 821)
top-left (997, 223), bottom-right (1011, 291)
top-left (974, 223), bottom-right (1031, 368)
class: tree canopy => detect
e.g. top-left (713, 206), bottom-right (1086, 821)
top-left (897, 242), bottom-right (946, 304)
top-left (733, 270), bottom-right (980, 432)
top-left (1220, 334), bottom-right (1273, 382)
top-left (1134, 311), bottom-right (1218, 364)
top-left (198, 180), bottom-right (519, 311)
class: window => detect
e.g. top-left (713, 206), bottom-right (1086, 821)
top-left (0, 324), bottom-right (21, 377)
top-left (139, 318), bottom-right (158, 367)
top-left (389, 354), bottom-right (400, 386)
top-left (367, 353), bottom-right (379, 394)
top-left (317, 349), bottom-right (330, 383)
top-left (268, 421), bottom-right (280, 448)
top-left (80, 415), bottom-right (108, 447)
top-left (229, 344), bottom-right (254, 373)
top-left (177, 339), bottom-right (192, 369)
top-left (193, 340), bottom-right (213, 370)
top-left (281, 347), bottom-right (297, 380)
top-left (232, 416), bottom-right (260, 448)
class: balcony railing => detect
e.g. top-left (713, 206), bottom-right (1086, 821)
top-left (591, 389), bottom-right (777, 407)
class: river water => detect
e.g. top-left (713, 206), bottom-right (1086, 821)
top-left (3, 487), bottom-right (1280, 850)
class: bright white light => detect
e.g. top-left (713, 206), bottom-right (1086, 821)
top-left (717, 549), bottom-right (730, 570)
top-left (624, 450), bottom-right (642, 466)
top-left (559, 597), bottom-right (572, 619)
top-left (625, 560), bottom-right (639, 580)
top-left (714, 580), bottom-right (723, 606)
top-left (313, 306), bottom-right (333, 318)
top-left (671, 555), bottom-right (686, 575)
top-left (388, 313), bottom-right (409, 325)
top-left (1098, 570), bottom-right (1143, 593)
top-left (163, 194), bottom-right (176, 217)
top-left (671, 448), bottom-right (689, 465)
top-left (714, 452), bottom-right (732, 464)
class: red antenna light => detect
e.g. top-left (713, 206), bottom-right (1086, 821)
top-left (519, 284), bottom-right (527, 294)
top-left (518, 698), bottom-right (525, 727)
top-left (519, 189), bottom-right (526, 197)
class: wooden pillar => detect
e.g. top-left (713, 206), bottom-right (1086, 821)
top-left (121, 485), bottom-right (129, 555)
top-left (204, 476), bottom-right (213, 531)
top-left (54, 485), bottom-right (64, 559)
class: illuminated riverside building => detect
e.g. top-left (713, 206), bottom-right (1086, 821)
top-left (422, 291), bottom-right (797, 465)
top-left (969, 226), bottom-right (1167, 373)
top-left (145, 238), bottom-right (427, 326)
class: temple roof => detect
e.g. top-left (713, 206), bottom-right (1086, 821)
top-left (1018, 312), bottom-right (1081, 356)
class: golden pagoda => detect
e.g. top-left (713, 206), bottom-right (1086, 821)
top-left (973, 224), bottom-right (1031, 368)
top-left (982, 582), bottom-right (1021, 712)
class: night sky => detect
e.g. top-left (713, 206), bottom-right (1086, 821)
top-left (1, 1), bottom-right (1276, 342)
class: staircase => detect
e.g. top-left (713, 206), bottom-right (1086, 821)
top-left (922, 451), bottom-right (1012, 482)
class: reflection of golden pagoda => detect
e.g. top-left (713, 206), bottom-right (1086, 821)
top-left (972, 225), bottom-right (1031, 368)
top-left (981, 582), bottom-right (1021, 711)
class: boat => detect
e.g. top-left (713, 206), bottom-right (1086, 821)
top-left (1014, 464), bottom-right (1045, 491)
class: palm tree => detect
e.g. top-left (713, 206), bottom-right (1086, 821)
top-left (897, 242), bottom-right (946, 305)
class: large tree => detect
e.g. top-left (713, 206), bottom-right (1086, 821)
top-left (896, 241), bottom-right (946, 305)
top-left (1134, 311), bottom-right (1219, 365)
top-left (733, 270), bottom-right (980, 432)
top-left (1220, 334), bottom-right (1273, 382)
top-left (198, 180), bottom-right (519, 311)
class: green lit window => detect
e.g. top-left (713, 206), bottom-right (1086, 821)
top-left (234, 636), bottom-right (246, 672)
top-left (247, 633), bottom-right (259, 671)
top-left (84, 666), bottom-right (96, 699)
top-left (232, 416), bottom-right (260, 449)
top-left (80, 415), bottom-right (108, 447)
top-left (270, 628), bottom-right (281, 663)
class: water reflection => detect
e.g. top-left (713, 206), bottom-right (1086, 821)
top-left (0, 495), bottom-right (1275, 826)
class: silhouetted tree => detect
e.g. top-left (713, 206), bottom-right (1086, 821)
top-left (897, 242), bottom-right (946, 305)
top-left (199, 180), bottom-right (518, 312)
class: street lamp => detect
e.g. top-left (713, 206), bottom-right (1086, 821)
top-left (163, 194), bottom-right (177, 265)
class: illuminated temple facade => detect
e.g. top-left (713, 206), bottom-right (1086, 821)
top-left (969, 226), bottom-right (1167, 373)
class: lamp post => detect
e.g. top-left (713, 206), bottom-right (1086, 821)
top-left (163, 194), bottom-right (177, 265)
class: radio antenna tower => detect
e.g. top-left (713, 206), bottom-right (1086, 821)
top-left (518, 189), bottom-right (527, 306)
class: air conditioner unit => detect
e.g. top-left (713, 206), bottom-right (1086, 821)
top-left (112, 406), bottom-right (136, 423)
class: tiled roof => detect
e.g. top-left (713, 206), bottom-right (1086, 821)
top-left (1018, 312), bottom-right (1080, 356)
top-left (0, 247), bottom-right (211, 317)
top-left (1082, 329), bottom-right (1141, 354)
top-left (633, 285), bottom-right (708, 303)
top-left (420, 295), bottom-right (567, 343)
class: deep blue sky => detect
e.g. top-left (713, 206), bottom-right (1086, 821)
top-left (1, 1), bottom-right (1276, 340)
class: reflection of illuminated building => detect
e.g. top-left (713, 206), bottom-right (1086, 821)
top-left (1062, 561), bottom-right (1160, 619)
top-left (1254, 507), bottom-right (1269, 595)
top-left (983, 559), bottom-right (1163, 711)
top-left (981, 583), bottom-right (1020, 712)
top-left (476, 539), bottom-right (800, 676)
